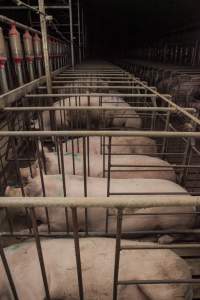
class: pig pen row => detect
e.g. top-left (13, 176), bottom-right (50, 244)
top-left (1, 62), bottom-right (200, 299)
top-left (118, 59), bottom-right (200, 110)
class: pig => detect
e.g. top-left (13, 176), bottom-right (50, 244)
top-left (70, 77), bottom-right (109, 92)
top-left (62, 136), bottom-right (158, 156)
top-left (28, 149), bottom-right (176, 181)
top-left (157, 77), bottom-right (200, 106)
top-left (0, 238), bottom-right (193, 300)
top-left (33, 95), bottom-right (142, 130)
top-left (5, 176), bottom-right (195, 243)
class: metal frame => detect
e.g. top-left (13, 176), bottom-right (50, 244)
top-left (1, 62), bottom-right (200, 300)
top-left (1, 195), bottom-right (200, 300)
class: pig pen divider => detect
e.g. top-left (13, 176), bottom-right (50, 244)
top-left (1, 196), bottom-right (200, 300)
top-left (1, 62), bottom-right (200, 298)
top-left (2, 130), bottom-right (200, 236)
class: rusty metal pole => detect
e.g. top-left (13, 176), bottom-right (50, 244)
top-left (38, 0), bottom-right (52, 94)
top-left (69, 0), bottom-right (75, 69)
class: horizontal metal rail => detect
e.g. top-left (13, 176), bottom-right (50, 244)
top-left (25, 93), bottom-right (161, 98)
top-left (1, 195), bottom-right (200, 208)
top-left (117, 279), bottom-right (200, 285)
top-left (39, 86), bottom-right (154, 90)
top-left (0, 66), bottom-right (70, 106)
top-left (0, 14), bottom-right (41, 35)
top-left (0, 130), bottom-right (200, 137)
top-left (54, 76), bottom-right (135, 79)
top-left (121, 244), bottom-right (200, 250)
top-left (57, 72), bottom-right (128, 75)
top-left (0, 5), bottom-right (70, 9)
top-left (2, 106), bottom-right (195, 112)
top-left (52, 80), bottom-right (139, 84)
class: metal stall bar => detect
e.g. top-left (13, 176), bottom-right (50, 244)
top-left (25, 93), bottom-right (161, 97)
top-left (38, 0), bottom-right (52, 94)
top-left (37, 85), bottom-right (180, 90)
top-left (51, 80), bottom-right (139, 84)
top-left (0, 131), bottom-right (200, 137)
top-left (0, 6), bottom-right (70, 9)
top-left (1, 194), bottom-right (200, 211)
top-left (2, 106), bottom-right (195, 112)
top-left (69, 0), bottom-right (75, 69)
top-left (0, 15), bottom-right (41, 35)
top-left (77, 0), bottom-right (82, 63)
top-left (81, 8), bottom-right (85, 59)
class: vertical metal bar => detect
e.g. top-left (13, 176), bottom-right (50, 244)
top-left (11, 137), bottom-right (25, 197)
top-left (5, 208), bottom-right (13, 234)
top-left (87, 136), bottom-right (90, 176)
top-left (69, 0), bottom-right (75, 69)
top-left (71, 139), bottom-right (76, 175)
top-left (71, 208), bottom-right (84, 300)
top-left (162, 110), bottom-right (170, 159)
top-left (59, 138), bottom-right (69, 233)
top-left (36, 139), bottom-right (51, 233)
top-left (77, 0), bottom-right (82, 63)
top-left (103, 136), bottom-right (106, 177)
top-left (82, 137), bottom-right (88, 235)
top-left (11, 137), bottom-right (32, 233)
top-left (55, 137), bottom-right (61, 174)
top-left (59, 138), bottom-right (67, 196)
top-left (38, 0), bottom-right (52, 94)
top-left (27, 0), bottom-right (33, 27)
top-left (180, 137), bottom-right (192, 185)
top-left (106, 136), bottom-right (112, 233)
top-left (30, 208), bottom-right (51, 300)
top-left (81, 8), bottom-right (85, 59)
top-left (113, 209), bottom-right (123, 300)
top-left (0, 238), bottom-right (19, 300)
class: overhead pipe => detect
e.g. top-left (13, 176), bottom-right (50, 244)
top-left (33, 33), bottom-right (43, 77)
top-left (23, 30), bottom-right (35, 81)
top-left (0, 27), bottom-right (8, 93)
top-left (9, 23), bottom-right (24, 86)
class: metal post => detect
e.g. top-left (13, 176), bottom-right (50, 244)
top-left (27, 0), bottom-right (33, 27)
top-left (0, 239), bottom-right (19, 300)
top-left (113, 209), bottom-right (123, 300)
top-left (38, 0), bottom-right (52, 94)
top-left (69, 0), bottom-right (75, 69)
top-left (77, 0), bottom-right (82, 63)
top-left (81, 8), bottom-right (85, 59)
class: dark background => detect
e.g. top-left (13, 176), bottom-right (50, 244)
top-left (84, 0), bottom-right (200, 57)
top-left (1, 0), bottom-right (200, 57)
